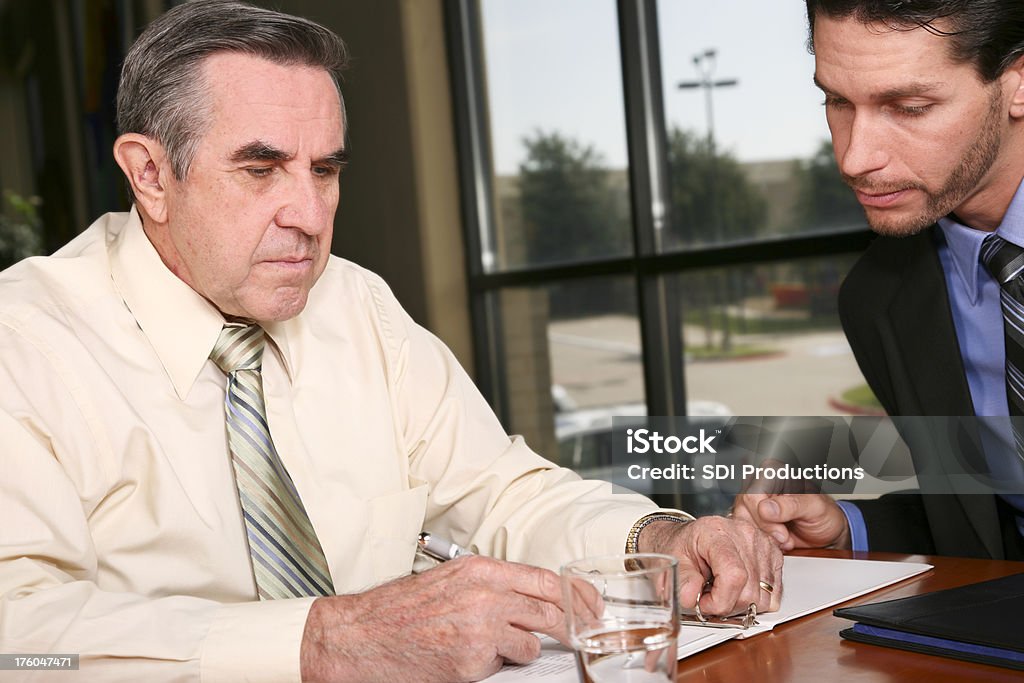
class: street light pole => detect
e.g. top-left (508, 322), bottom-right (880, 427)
top-left (678, 49), bottom-right (739, 351)
top-left (677, 48), bottom-right (738, 238)
top-left (678, 49), bottom-right (738, 155)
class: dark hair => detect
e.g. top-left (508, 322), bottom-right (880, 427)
top-left (805, 0), bottom-right (1024, 82)
top-left (117, 0), bottom-right (348, 181)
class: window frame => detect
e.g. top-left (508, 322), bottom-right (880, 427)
top-left (444, 0), bottom-right (875, 426)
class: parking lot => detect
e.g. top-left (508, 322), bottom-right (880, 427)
top-left (549, 313), bottom-right (866, 416)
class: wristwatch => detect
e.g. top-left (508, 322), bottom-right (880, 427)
top-left (625, 511), bottom-right (694, 554)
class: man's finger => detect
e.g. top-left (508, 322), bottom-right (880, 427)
top-left (495, 559), bottom-right (564, 605)
top-left (729, 493), bottom-right (764, 523)
top-left (496, 627), bottom-right (544, 665)
top-left (764, 550), bottom-right (785, 611)
top-left (758, 494), bottom-right (823, 524)
top-left (564, 576), bottom-right (604, 623)
top-left (699, 555), bottom-right (749, 616)
top-left (751, 543), bottom-right (784, 612)
top-left (735, 495), bottom-right (793, 545)
top-left (677, 563), bottom-right (709, 609)
top-left (505, 592), bottom-right (566, 640)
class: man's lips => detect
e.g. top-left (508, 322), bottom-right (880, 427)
top-left (259, 256), bottom-right (314, 270)
top-left (853, 188), bottom-right (911, 208)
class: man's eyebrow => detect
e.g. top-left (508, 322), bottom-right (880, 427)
top-left (230, 141), bottom-right (291, 163)
top-left (230, 142), bottom-right (348, 168)
top-left (812, 75), bottom-right (943, 100)
top-left (318, 148), bottom-right (349, 167)
top-left (873, 81), bottom-right (943, 100)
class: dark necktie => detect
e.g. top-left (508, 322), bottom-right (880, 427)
top-left (981, 234), bottom-right (1024, 418)
top-left (210, 323), bottom-right (335, 599)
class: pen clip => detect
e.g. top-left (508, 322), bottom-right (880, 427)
top-left (680, 577), bottom-right (759, 630)
top-left (417, 532), bottom-right (472, 562)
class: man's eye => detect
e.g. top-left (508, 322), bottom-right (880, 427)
top-left (246, 167), bottom-right (275, 178)
top-left (892, 104), bottom-right (933, 117)
top-left (822, 97), bottom-right (850, 110)
top-left (312, 165), bottom-right (341, 177)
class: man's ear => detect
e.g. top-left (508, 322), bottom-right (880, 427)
top-left (112, 134), bottom-right (172, 223)
top-left (1005, 54), bottom-right (1024, 120)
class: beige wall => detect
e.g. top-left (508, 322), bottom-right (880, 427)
top-left (269, 0), bottom-right (474, 373)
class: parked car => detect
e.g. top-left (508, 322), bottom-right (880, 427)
top-left (552, 385), bottom-right (731, 509)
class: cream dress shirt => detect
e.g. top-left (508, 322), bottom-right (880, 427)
top-left (0, 209), bottom-right (671, 682)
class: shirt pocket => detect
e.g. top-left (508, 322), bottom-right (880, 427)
top-left (368, 483), bottom-right (428, 583)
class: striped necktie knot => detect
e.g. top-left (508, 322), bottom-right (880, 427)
top-left (981, 234), bottom-right (1024, 287)
top-left (981, 233), bottom-right (1024, 417)
top-left (210, 324), bottom-right (265, 373)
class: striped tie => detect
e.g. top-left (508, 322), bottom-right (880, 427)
top-left (210, 324), bottom-right (335, 599)
top-left (981, 234), bottom-right (1024, 419)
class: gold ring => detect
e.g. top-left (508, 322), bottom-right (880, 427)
top-left (759, 580), bottom-right (774, 594)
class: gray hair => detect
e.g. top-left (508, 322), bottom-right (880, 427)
top-left (117, 0), bottom-right (349, 183)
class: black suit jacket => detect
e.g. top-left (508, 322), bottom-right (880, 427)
top-left (839, 227), bottom-right (1021, 559)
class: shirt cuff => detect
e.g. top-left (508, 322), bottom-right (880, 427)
top-left (836, 500), bottom-right (869, 552)
top-left (200, 597), bottom-right (316, 683)
top-left (585, 504), bottom-right (693, 557)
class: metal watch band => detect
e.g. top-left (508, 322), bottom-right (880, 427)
top-left (625, 512), bottom-right (693, 553)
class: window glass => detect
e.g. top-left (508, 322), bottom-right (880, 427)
top-left (479, 0), bottom-right (634, 270)
top-left (493, 276), bottom-right (645, 467)
top-left (463, 3), bottom-right (877, 513)
top-left (657, 0), bottom-right (863, 249)
top-left (674, 255), bottom-right (877, 416)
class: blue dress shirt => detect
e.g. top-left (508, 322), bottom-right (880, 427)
top-left (839, 179), bottom-right (1024, 551)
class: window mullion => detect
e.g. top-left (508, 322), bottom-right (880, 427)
top-left (618, 0), bottom-right (686, 418)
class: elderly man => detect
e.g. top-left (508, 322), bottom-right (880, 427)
top-left (0, 2), bottom-right (780, 681)
top-left (735, 0), bottom-right (1024, 560)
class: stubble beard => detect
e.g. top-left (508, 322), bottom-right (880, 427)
top-left (844, 88), bottom-right (1004, 237)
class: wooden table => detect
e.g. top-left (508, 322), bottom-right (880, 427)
top-left (676, 549), bottom-right (1024, 682)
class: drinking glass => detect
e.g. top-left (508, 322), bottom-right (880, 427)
top-left (560, 553), bottom-right (679, 683)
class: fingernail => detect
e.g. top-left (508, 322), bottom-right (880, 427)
top-left (772, 531), bottom-right (787, 544)
top-left (762, 500), bottom-right (780, 517)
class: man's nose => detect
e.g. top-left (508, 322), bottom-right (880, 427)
top-left (836, 111), bottom-right (890, 180)
top-left (275, 173), bottom-right (335, 235)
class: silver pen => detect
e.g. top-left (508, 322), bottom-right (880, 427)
top-left (417, 532), bottom-right (473, 562)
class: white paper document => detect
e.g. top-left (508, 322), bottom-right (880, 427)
top-left (488, 555), bottom-right (932, 682)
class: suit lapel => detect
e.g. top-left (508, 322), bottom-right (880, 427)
top-left (885, 229), bottom-right (1001, 558)
top-left (887, 230), bottom-right (974, 415)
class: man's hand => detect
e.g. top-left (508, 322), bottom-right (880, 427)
top-left (731, 493), bottom-right (851, 552)
top-left (300, 555), bottom-right (592, 683)
top-left (638, 516), bottom-right (783, 616)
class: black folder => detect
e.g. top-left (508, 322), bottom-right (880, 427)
top-left (834, 572), bottom-right (1024, 670)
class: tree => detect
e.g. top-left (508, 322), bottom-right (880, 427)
top-left (665, 127), bottom-right (767, 351)
top-left (794, 140), bottom-right (864, 231)
top-left (0, 191), bottom-right (44, 270)
top-left (665, 127), bottom-right (766, 245)
top-left (518, 130), bottom-right (628, 266)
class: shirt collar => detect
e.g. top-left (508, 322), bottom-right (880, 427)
top-left (938, 178), bottom-right (1024, 305)
top-left (108, 208), bottom-right (294, 399)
